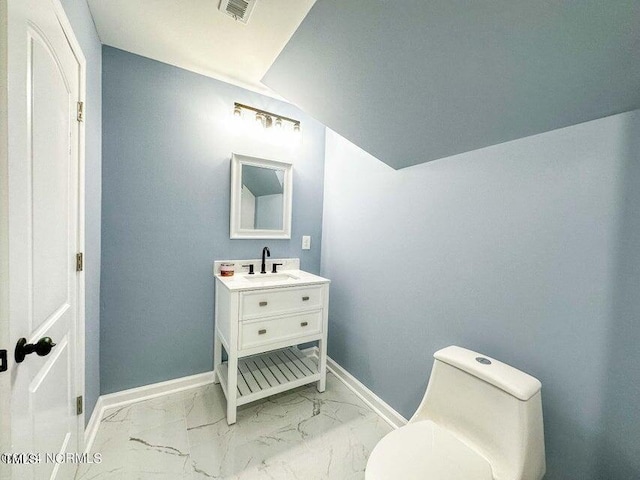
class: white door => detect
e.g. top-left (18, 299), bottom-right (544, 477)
top-left (1, 0), bottom-right (85, 478)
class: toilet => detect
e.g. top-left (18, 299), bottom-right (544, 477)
top-left (366, 346), bottom-right (545, 480)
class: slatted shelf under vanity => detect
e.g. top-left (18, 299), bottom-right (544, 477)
top-left (217, 346), bottom-right (320, 407)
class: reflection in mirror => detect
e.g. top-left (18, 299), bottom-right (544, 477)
top-left (230, 154), bottom-right (293, 239)
top-left (240, 165), bottom-right (284, 230)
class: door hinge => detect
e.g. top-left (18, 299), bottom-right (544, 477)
top-left (76, 395), bottom-right (83, 415)
top-left (0, 350), bottom-right (7, 373)
top-left (77, 101), bottom-right (84, 122)
top-left (76, 252), bottom-right (83, 272)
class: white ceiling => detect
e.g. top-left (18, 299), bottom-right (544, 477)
top-left (87, 0), bottom-right (317, 96)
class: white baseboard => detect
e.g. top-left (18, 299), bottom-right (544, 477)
top-left (84, 371), bottom-right (215, 453)
top-left (326, 356), bottom-right (408, 429)
top-left (84, 396), bottom-right (105, 454)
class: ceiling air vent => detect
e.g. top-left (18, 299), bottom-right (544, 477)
top-left (219, 0), bottom-right (256, 24)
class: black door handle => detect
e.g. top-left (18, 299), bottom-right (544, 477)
top-left (15, 337), bottom-right (56, 363)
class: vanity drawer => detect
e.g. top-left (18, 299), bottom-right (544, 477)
top-left (241, 286), bottom-right (323, 319)
top-left (239, 311), bottom-right (322, 350)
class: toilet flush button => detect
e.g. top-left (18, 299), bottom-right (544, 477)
top-left (476, 357), bottom-right (492, 365)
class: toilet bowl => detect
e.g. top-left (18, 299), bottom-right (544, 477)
top-left (366, 346), bottom-right (545, 480)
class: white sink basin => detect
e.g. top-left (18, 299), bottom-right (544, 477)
top-left (243, 273), bottom-right (299, 282)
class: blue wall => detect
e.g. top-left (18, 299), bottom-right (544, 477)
top-left (264, 0), bottom-right (640, 169)
top-left (60, 0), bottom-right (102, 424)
top-left (321, 111), bottom-right (640, 479)
top-left (597, 114), bottom-right (640, 478)
top-left (101, 47), bottom-right (326, 394)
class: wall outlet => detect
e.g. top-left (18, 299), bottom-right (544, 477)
top-left (302, 235), bottom-right (311, 250)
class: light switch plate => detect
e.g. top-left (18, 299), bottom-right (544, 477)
top-left (302, 236), bottom-right (311, 250)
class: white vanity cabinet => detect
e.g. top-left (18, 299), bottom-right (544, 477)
top-left (213, 265), bottom-right (329, 425)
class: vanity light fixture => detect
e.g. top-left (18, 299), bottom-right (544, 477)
top-left (233, 102), bottom-right (301, 134)
top-left (254, 112), bottom-right (264, 127)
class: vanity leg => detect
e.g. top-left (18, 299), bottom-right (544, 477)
top-left (317, 338), bottom-right (327, 393)
top-left (213, 331), bottom-right (222, 384)
top-left (226, 354), bottom-right (238, 425)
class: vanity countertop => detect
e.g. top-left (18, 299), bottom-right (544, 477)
top-left (215, 269), bottom-right (330, 292)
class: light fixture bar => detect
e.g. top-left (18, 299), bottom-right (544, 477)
top-left (233, 102), bottom-right (301, 128)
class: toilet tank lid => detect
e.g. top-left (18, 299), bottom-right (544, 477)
top-left (434, 346), bottom-right (542, 401)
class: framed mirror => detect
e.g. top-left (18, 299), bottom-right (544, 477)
top-left (230, 153), bottom-right (293, 239)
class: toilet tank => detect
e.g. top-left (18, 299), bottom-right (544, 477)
top-left (411, 346), bottom-right (545, 480)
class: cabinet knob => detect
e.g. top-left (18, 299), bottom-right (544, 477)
top-left (259, 301), bottom-right (268, 307)
top-left (302, 296), bottom-right (310, 301)
top-left (258, 329), bottom-right (267, 335)
top-left (300, 322), bottom-right (308, 327)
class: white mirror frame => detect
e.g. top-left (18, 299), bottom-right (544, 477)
top-left (230, 153), bottom-right (293, 239)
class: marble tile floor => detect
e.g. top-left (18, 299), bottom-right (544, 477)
top-left (75, 373), bottom-right (393, 479)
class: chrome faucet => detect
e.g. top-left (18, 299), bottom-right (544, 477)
top-left (261, 246), bottom-right (270, 274)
